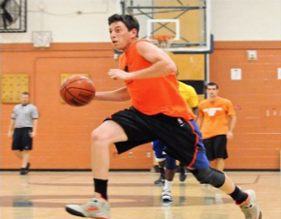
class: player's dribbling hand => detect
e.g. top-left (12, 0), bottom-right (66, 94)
top-left (108, 69), bottom-right (128, 80)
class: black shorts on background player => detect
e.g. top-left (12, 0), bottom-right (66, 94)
top-left (203, 135), bottom-right (228, 161)
top-left (12, 127), bottom-right (33, 151)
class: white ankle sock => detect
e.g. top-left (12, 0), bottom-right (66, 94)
top-left (164, 180), bottom-right (173, 191)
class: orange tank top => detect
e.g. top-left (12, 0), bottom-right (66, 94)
top-left (119, 40), bottom-right (194, 121)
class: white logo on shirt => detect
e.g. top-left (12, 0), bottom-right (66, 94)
top-left (203, 107), bottom-right (222, 117)
top-left (177, 118), bottom-right (185, 127)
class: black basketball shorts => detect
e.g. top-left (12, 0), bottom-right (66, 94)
top-left (105, 107), bottom-right (209, 169)
top-left (12, 127), bottom-right (33, 151)
top-left (203, 135), bottom-right (228, 161)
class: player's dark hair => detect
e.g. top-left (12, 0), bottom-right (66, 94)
top-left (205, 82), bottom-right (219, 89)
top-left (22, 92), bottom-right (30, 96)
top-left (108, 14), bottom-right (139, 37)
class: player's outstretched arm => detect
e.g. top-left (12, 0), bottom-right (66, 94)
top-left (94, 86), bottom-right (130, 102)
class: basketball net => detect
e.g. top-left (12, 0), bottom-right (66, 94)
top-left (150, 35), bottom-right (174, 52)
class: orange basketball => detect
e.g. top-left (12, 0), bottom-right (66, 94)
top-left (60, 75), bottom-right (96, 107)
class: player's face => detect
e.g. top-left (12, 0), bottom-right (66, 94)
top-left (109, 21), bottom-right (136, 51)
top-left (206, 85), bottom-right (219, 98)
top-left (21, 94), bottom-right (30, 105)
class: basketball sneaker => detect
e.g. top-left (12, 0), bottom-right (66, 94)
top-left (239, 190), bottom-right (262, 219)
top-left (162, 189), bottom-right (173, 203)
top-left (65, 193), bottom-right (110, 218)
top-left (20, 163), bottom-right (30, 175)
top-left (154, 167), bottom-right (165, 186)
top-left (154, 174), bottom-right (165, 186)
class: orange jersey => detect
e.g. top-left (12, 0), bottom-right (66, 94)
top-left (119, 40), bottom-right (194, 121)
top-left (198, 97), bottom-right (235, 139)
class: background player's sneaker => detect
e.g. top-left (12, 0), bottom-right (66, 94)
top-left (239, 190), bottom-right (262, 219)
top-left (154, 172), bottom-right (165, 186)
top-left (179, 166), bottom-right (188, 182)
top-left (20, 163), bottom-right (30, 175)
top-left (162, 189), bottom-right (173, 203)
top-left (65, 194), bottom-right (110, 218)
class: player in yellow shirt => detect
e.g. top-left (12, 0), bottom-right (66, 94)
top-left (153, 81), bottom-right (199, 202)
top-left (178, 81), bottom-right (199, 115)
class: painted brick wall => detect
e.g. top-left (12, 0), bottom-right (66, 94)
top-left (0, 43), bottom-right (153, 170)
top-left (210, 41), bottom-right (281, 169)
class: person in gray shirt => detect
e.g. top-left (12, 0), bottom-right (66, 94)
top-left (8, 92), bottom-right (38, 175)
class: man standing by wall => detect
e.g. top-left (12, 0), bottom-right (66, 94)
top-left (197, 82), bottom-right (236, 172)
top-left (8, 92), bottom-right (38, 175)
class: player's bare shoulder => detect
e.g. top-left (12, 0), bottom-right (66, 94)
top-left (136, 40), bottom-right (159, 53)
top-left (136, 40), bottom-right (171, 63)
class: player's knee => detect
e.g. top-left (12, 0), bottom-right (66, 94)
top-left (191, 167), bottom-right (225, 188)
top-left (91, 129), bottom-right (111, 145)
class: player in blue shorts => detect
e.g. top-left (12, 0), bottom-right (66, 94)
top-left (153, 82), bottom-right (199, 202)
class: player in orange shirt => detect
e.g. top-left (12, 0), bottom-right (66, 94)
top-left (65, 14), bottom-right (261, 219)
top-left (197, 82), bottom-right (236, 172)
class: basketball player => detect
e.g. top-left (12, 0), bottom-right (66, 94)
top-left (8, 92), bottom-right (38, 175)
top-left (65, 14), bottom-right (262, 219)
top-left (197, 82), bottom-right (236, 172)
top-left (153, 81), bottom-right (199, 202)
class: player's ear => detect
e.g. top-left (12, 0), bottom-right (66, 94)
top-left (130, 28), bottom-right (138, 38)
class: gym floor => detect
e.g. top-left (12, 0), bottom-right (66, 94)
top-left (1, 171), bottom-right (280, 219)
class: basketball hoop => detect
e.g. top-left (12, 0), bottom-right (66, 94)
top-left (150, 35), bottom-right (175, 50)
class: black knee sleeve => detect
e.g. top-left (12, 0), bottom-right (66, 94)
top-left (190, 167), bottom-right (225, 188)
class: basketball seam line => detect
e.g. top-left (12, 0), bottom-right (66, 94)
top-left (65, 89), bottom-right (88, 104)
top-left (66, 87), bottom-right (95, 93)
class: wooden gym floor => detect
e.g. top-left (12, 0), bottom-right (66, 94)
top-left (0, 171), bottom-right (280, 219)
